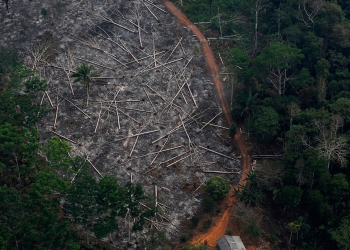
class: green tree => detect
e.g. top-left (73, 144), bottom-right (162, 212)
top-left (227, 48), bottom-right (252, 83)
top-left (328, 173), bottom-right (349, 202)
top-left (0, 123), bottom-right (40, 188)
top-left (43, 136), bottom-right (74, 172)
top-left (71, 63), bottom-right (100, 106)
top-left (330, 215), bottom-right (350, 249)
top-left (241, 90), bottom-right (259, 119)
top-left (0, 186), bottom-right (80, 249)
top-left (0, 63), bottom-right (47, 127)
top-left (234, 172), bottom-right (265, 206)
top-left (315, 58), bottom-right (331, 103)
top-left (277, 185), bottom-right (303, 209)
top-left (287, 216), bottom-right (310, 243)
top-left (64, 167), bottom-right (147, 238)
top-left (248, 106), bottom-right (279, 142)
top-left (229, 124), bottom-right (237, 138)
top-left (202, 196), bottom-right (215, 213)
top-left (255, 42), bottom-right (304, 95)
top-left (330, 97), bottom-right (350, 125)
top-left (0, 48), bottom-right (20, 73)
top-left (204, 176), bottom-right (231, 200)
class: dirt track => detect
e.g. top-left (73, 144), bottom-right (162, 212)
top-left (163, 1), bottom-right (253, 248)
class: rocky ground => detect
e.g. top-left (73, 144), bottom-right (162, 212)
top-left (1, 0), bottom-right (240, 247)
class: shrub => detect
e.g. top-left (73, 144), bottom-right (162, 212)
top-left (244, 219), bottom-right (261, 238)
top-left (41, 7), bottom-right (48, 16)
top-left (193, 44), bottom-right (201, 56)
top-left (229, 124), bottom-right (237, 138)
top-left (202, 197), bottom-right (214, 213)
top-left (181, 232), bottom-right (192, 242)
top-left (202, 219), bottom-right (212, 230)
top-left (226, 228), bottom-right (234, 235)
top-left (191, 216), bottom-right (199, 227)
top-left (204, 176), bottom-right (231, 200)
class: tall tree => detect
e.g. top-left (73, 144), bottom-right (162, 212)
top-left (330, 215), bottom-right (350, 249)
top-left (255, 42), bottom-right (304, 95)
top-left (248, 106), bottom-right (279, 142)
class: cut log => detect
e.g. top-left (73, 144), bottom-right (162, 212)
top-left (202, 170), bottom-right (240, 174)
top-left (51, 131), bottom-right (77, 144)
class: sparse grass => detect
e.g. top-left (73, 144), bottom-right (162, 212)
top-left (193, 44), bottom-right (201, 56)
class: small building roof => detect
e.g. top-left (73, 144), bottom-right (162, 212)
top-left (217, 235), bottom-right (246, 250)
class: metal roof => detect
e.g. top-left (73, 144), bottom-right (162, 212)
top-left (217, 235), bottom-right (246, 250)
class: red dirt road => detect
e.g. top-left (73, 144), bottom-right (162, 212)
top-left (163, 1), bottom-right (253, 248)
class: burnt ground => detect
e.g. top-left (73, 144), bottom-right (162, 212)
top-left (1, 0), bottom-right (240, 248)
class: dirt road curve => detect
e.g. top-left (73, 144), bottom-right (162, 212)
top-left (163, 1), bottom-right (253, 248)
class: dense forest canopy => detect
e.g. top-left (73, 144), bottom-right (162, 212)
top-left (178, 0), bottom-right (350, 249)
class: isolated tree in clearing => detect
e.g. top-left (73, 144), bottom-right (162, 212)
top-left (71, 63), bottom-right (100, 106)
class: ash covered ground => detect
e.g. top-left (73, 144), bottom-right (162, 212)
top-left (1, 0), bottom-right (241, 247)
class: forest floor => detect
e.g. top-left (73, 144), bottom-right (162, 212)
top-left (163, 1), bottom-right (258, 249)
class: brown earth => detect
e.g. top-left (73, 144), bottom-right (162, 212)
top-left (163, 1), bottom-right (257, 249)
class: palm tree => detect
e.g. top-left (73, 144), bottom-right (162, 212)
top-left (71, 63), bottom-right (100, 106)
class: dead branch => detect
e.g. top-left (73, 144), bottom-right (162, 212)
top-left (166, 37), bottom-right (183, 63)
top-left (118, 106), bottom-right (152, 113)
top-left (97, 12), bottom-right (137, 33)
top-left (198, 145), bottom-right (236, 161)
top-left (200, 122), bottom-right (229, 130)
top-left (86, 158), bottom-right (103, 177)
top-left (202, 170), bottom-right (240, 174)
top-left (138, 58), bottom-right (183, 75)
top-left (53, 96), bottom-right (59, 130)
top-left (136, 6), bottom-right (144, 49)
top-left (166, 154), bottom-right (191, 168)
top-left (76, 56), bottom-right (114, 70)
top-left (178, 114), bottom-right (193, 150)
top-left (94, 103), bottom-right (103, 134)
top-left (45, 91), bottom-right (55, 110)
top-left (144, 0), bottom-right (168, 13)
top-left (133, 145), bottom-right (184, 160)
top-left (73, 36), bottom-right (129, 68)
top-left (57, 94), bottom-right (91, 119)
top-left (129, 126), bottom-right (145, 157)
top-left (150, 135), bottom-right (170, 165)
top-left (117, 108), bottom-right (141, 125)
top-left (197, 111), bottom-right (222, 132)
top-left (143, 87), bottom-right (157, 113)
top-left (192, 181), bottom-right (205, 195)
top-left (114, 129), bottom-right (159, 142)
top-left (180, 41), bottom-right (186, 56)
top-left (142, 0), bottom-right (159, 21)
top-left (111, 9), bottom-right (149, 34)
top-left (161, 150), bottom-right (190, 165)
top-left (51, 131), bottom-right (77, 144)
